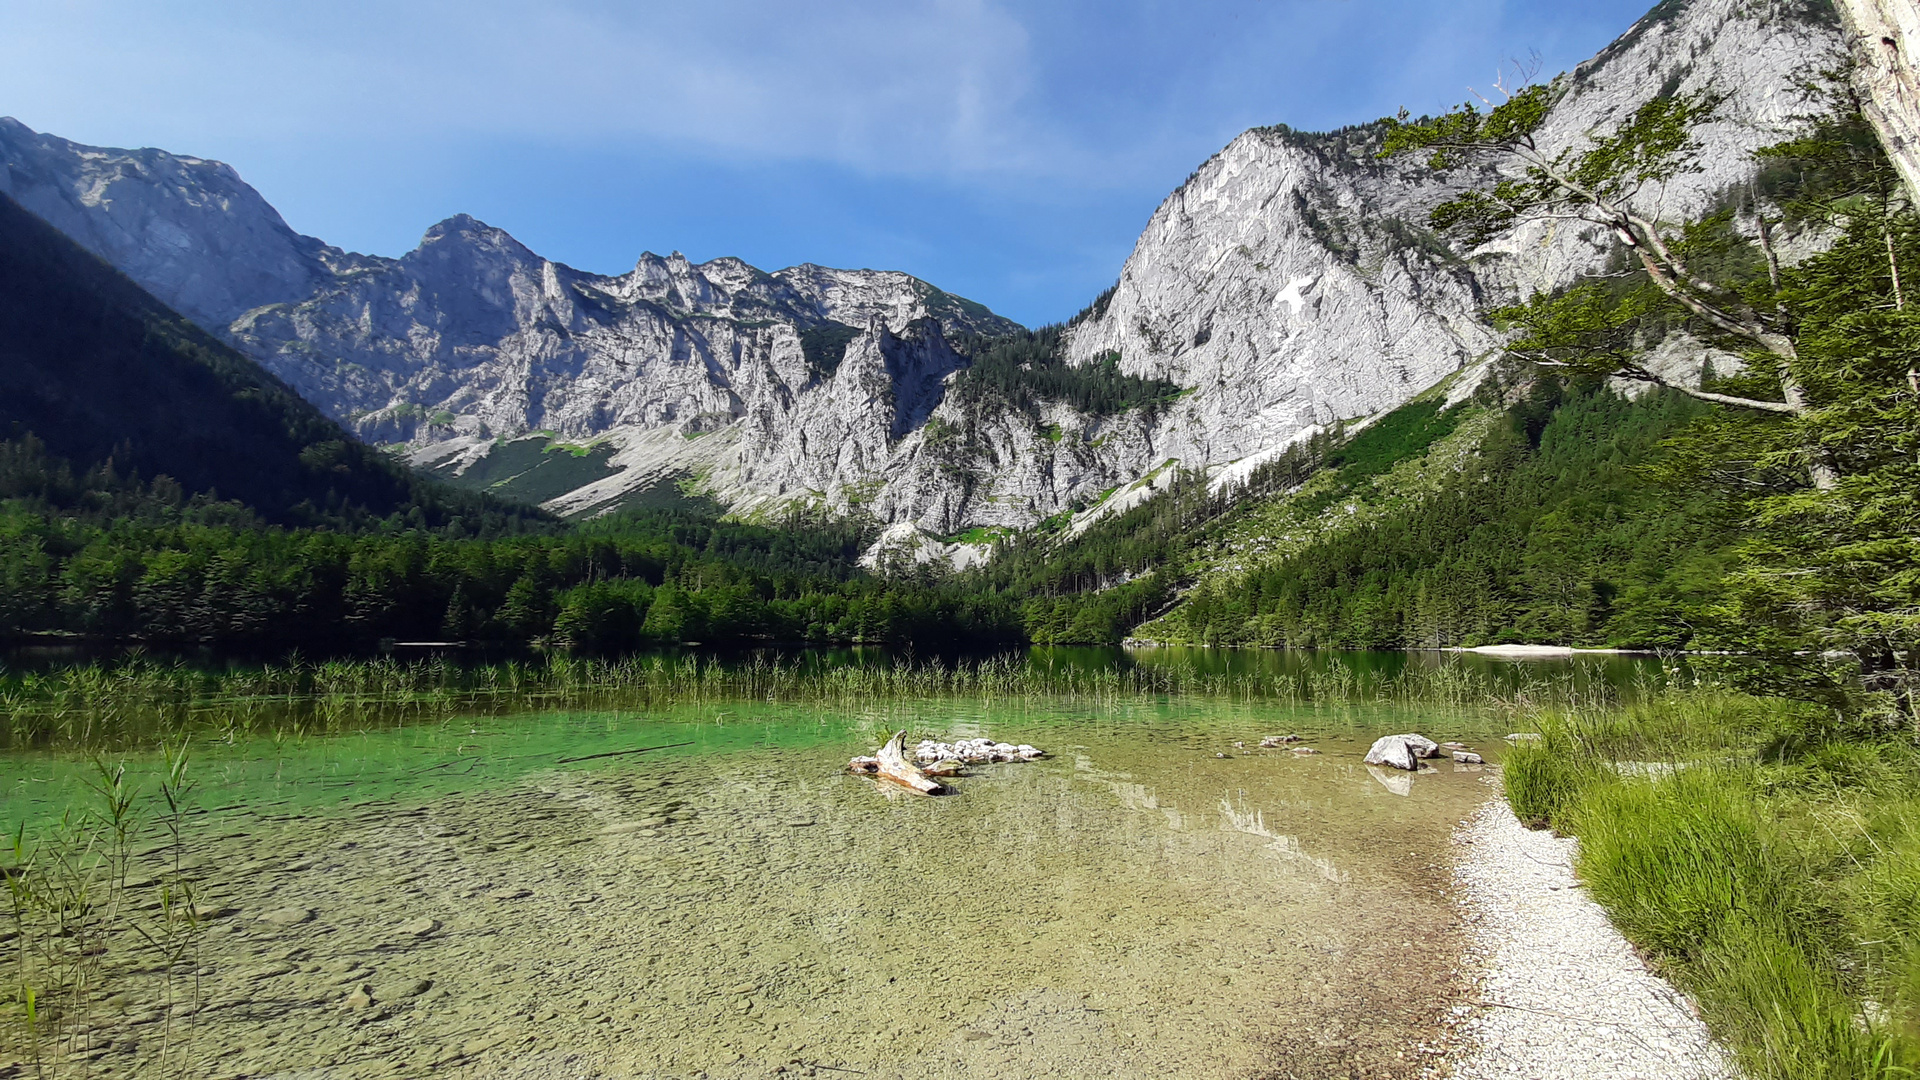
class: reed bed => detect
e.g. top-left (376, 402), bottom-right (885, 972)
top-left (4, 746), bottom-right (204, 1077)
top-left (0, 652), bottom-right (1667, 751)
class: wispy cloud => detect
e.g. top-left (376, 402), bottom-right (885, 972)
top-left (0, 0), bottom-right (1659, 323)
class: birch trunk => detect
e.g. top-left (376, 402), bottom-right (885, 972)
top-left (1836, 0), bottom-right (1920, 204)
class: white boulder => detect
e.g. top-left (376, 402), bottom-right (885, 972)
top-left (1364, 733), bottom-right (1440, 771)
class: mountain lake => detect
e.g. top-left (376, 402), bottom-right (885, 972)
top-left (0, 650), bottom-right (1678, 1079)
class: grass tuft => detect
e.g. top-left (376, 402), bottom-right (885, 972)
top-left (1506, 692), bottom-right (1920, 1078)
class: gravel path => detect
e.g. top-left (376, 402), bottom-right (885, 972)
top-left (1446, 791), bottom-right (1737, 1080)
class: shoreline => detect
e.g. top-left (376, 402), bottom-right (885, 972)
top-left (1444, 788), bottom-right (1734, 1079)
top-left (1117, 640), bottom-right (1706, 657)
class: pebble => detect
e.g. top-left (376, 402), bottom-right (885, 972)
top-left (345, 984), bottom-right (375, 1011)
top-left (396, 917), bottom-right (441, 938)
top-left (379, 978), bottom-right (435, 1001)
top-left (1449, 797), bottom-right (1735, 1079)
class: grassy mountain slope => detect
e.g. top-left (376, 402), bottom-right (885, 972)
top-left (976, 368), bottom-right (1737, 649)
top-left (0, 192), bottom-right (540, 533)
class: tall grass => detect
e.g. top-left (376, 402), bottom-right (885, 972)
top-left (1504, 692), bottom-right (1920, 1079)
top-left (0, 653), bottom-right (1640, 751)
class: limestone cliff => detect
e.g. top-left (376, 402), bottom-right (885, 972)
top-left (0, 0), bottom-right (1846, 552)
top-left (1059, 0), bottom-right (1842, 512)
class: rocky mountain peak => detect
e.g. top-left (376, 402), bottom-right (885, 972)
top-left (0, 115), bottom-right (333, 330)
top-left (0, 0), bottom-right (1850, 546)
top-left (1055, 0), bottom-right (1841, 523)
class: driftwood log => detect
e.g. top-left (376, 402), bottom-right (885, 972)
top-left (856, 731), bottom-right (949, 795)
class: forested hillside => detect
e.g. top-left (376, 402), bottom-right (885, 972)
top-left (0, 193), bottom-right (536, 534)
top-left (970, 373), bottom-right (1736, 650)
top-left (1150, 379), bottom-right (1730, 649)
top-left (0, 434), bottom-right (1020, 653)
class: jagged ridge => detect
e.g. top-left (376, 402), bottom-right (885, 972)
top-left (0, 0), bottom-right (1846, 554)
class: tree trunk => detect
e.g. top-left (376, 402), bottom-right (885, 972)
top-left (1836, 0), bottom-right (1920, 205)
top-left (873, 731), bottom-right (947, 795)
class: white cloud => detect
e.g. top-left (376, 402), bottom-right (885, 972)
top-left (0, 0), bottom-right (1655, 203)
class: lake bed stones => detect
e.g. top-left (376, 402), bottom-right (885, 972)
top-left (910, 738), bottom-right (1044, 765)
top-left (256, 906), bottom-right (314, 927)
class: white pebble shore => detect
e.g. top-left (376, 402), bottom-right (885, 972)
top-left (1447, 794), bottom-right (1737, 1080)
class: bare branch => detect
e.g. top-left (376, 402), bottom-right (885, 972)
top-left (1613, 367), bottom-right (1802, 414)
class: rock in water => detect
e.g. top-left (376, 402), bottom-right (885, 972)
top-left (910, 738), bottom-right (1044, 765)
top-left (1401, 734), bottom-right (1442, 759)
top-left (257, 906), bottom-right (314, 926)
top-left (1452, 751), bottom-right (1485, 764)
top-left (380, 978), bottom-right (434, 1001)
top-left (1364, 735), bottom-right (1437, 771)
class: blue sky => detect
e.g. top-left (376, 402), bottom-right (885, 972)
top-left (1, 0), bottom-right (1655, 326)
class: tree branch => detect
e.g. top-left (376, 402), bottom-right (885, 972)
top-left (1629, 378), bottom-right (1801, 414)
top-left (1526, 359), bottom-right (1801, 414)
top-left (1631, 248), bottom-right (1794, 358)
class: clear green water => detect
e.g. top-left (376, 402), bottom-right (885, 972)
top-left (3, 696), bottom-right (1517, 1079)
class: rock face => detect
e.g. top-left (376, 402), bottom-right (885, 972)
top-left (1061, 0), bottom-right (1842, 495)
top-left (0, 117), bottom-right (360, 331)
top-left (0, 0), bottom-right (1844, 545)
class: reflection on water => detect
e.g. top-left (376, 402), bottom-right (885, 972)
top-left (1216, 798), bottom-right (1349, 885)
top-left (1059, 643), bottom-right (1681, 693)
top-left (2, 698), bottom-right (1505, 1078)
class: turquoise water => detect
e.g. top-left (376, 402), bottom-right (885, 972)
top-left (2, 693), bottom-right (1519, 1078)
